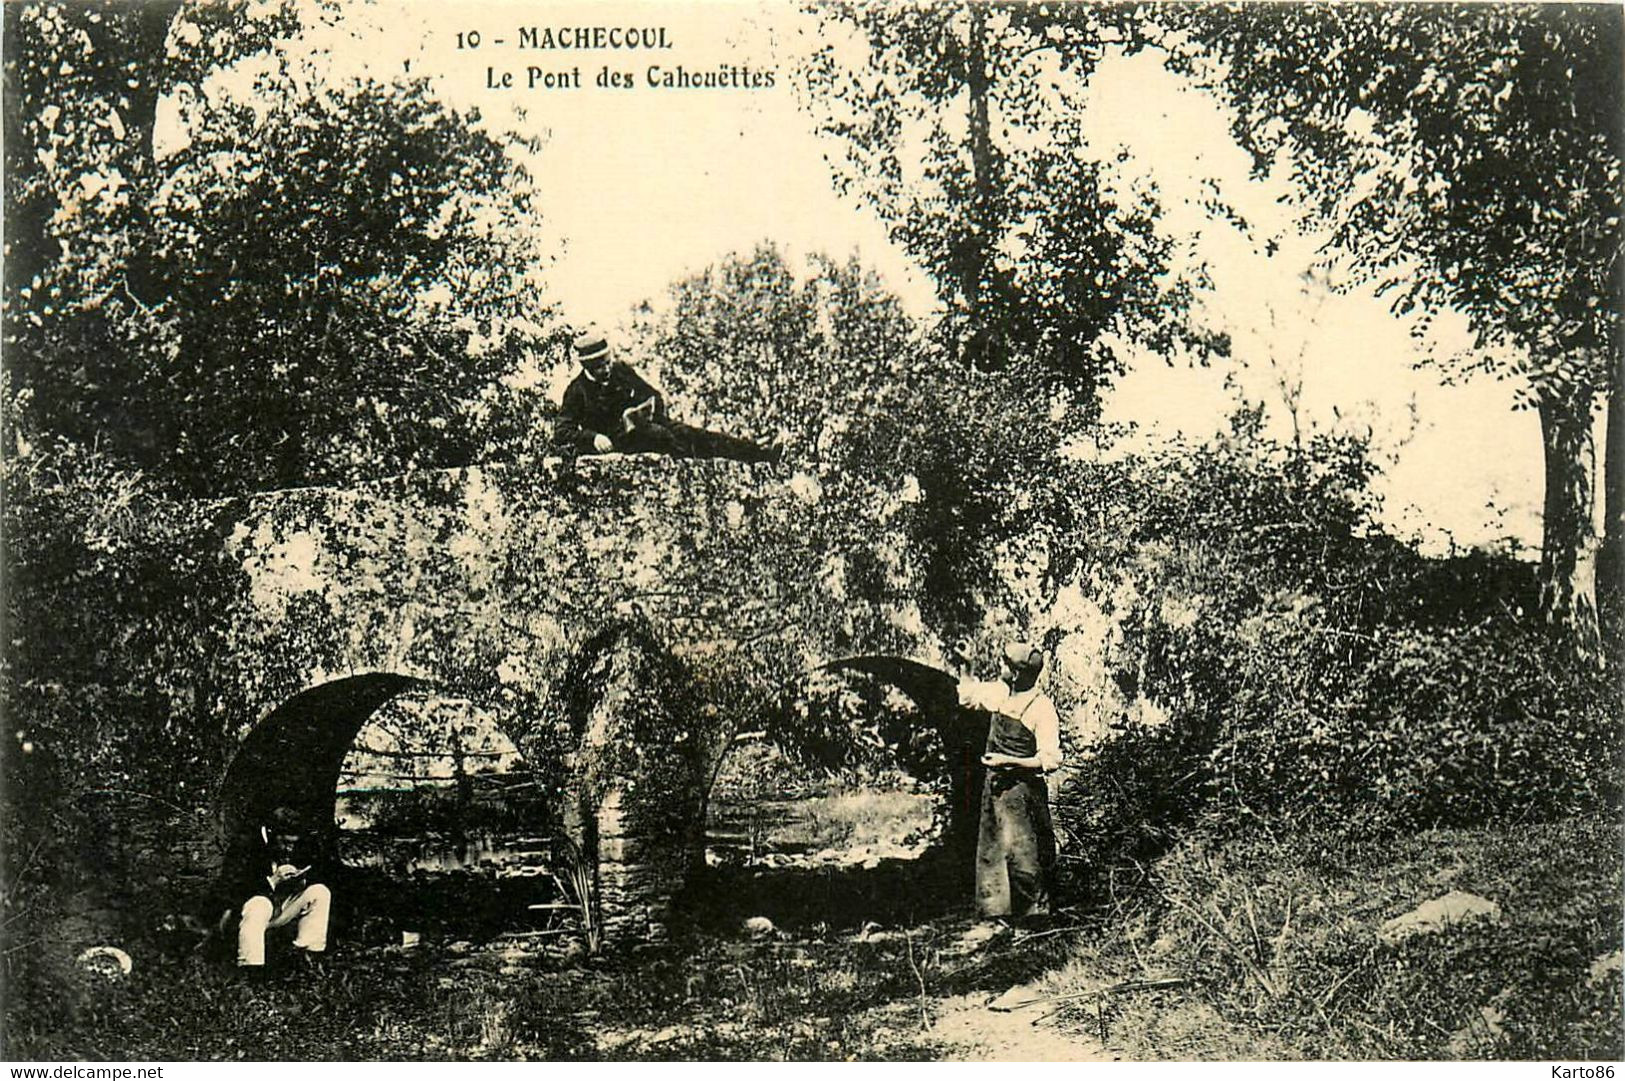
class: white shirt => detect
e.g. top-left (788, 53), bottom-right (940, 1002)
top-left (957, 678), bottom-right (1063, 772)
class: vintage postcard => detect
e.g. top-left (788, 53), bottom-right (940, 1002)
top-left (2, 0), bottom-right (1620, 1066)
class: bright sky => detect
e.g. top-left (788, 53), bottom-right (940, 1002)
top-left (184, 0), bottom-right (1569, 554)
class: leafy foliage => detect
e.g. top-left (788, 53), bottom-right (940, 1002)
top-left (2, 0), bottom-right (302, 303)
top-left (800, 2), bottom-right (1227, 394)
top-left (769, 672), bottom-right (950, 783)
top-left (1202, 613), bottom-right (1618, 836)
top-left (1056, 413), bottom-right (1619, 860)
top-left (630, 244), bottom-right (914, 461)
top-left (5, 3), bottom-right (556, 495)
top-left (631, 242), bottom-right (1098, 636)
top-left (1, 406), bottom-right (241, 809)
top-left (151, 76), bottom-right (552, 491)
top-left (1152, 2), bottom-right (1624, 643)
top-left (1163, 3), bottom-right (1621, 395)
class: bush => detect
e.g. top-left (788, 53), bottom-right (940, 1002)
top-left (2, 415), bottom-right (243, 899)
top-left (1207, 616), bottom-right (1619, 835)
top-left (1055, 413), bottom-right (1619, 868)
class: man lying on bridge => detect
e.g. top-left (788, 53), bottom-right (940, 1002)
top-left (553, 330), bottom-right (783, 464)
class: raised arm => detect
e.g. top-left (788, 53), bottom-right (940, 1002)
top-left (957, 677), bottom-right (1006, 712)
top-left (1031, 699), bottom-right (1062, 772)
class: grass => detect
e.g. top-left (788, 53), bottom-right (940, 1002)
top-left (6, 809), bottom-right (1616, 1061)
top-left (1041, 813), bottom-right (1623, 1061)
top-left (1, 854), bottom-right (1079, 1061)
top-left (794, 789), bottom-right (938, 853)
top-left (706, 766), bottom-right (940, 865)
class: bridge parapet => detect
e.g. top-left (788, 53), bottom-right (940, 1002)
top-left (221, 455), bottom-right (933, 723)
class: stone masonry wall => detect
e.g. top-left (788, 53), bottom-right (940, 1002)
top-left (203, 455), bottom-right (937, 933)
top-left (216, 456), bottom-right (932, 743)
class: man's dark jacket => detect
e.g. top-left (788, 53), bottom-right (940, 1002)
top-left (554, 361), bottom-right (666, 453)
top-left (218, 821), bottom-right (330, 906)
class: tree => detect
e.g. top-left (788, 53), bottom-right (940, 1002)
top-left (3, 1), bottom-right (305, 313)
top-left (1159, 3), bottom-right (1624, 652)
top-left (142, 75), bottom-right (553, 491)
top-left (4, 1), bottom-right (299, 469)
top-left (800, 2), bottom-right (1226, 404)
top-left (627, 242), bottom-right (1083, 630)
top-left (5, 2), bottom-right (556, 493)
top-left (627, 243), bottom-right (914, 463)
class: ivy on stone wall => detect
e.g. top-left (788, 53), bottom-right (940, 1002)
top-left (3, 449), bottom-right (940, 881)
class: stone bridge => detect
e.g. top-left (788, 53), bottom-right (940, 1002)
top-left (200, 455), bottom-right (965, 937)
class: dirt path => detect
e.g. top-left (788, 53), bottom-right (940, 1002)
top-left (928, 984), bottom-right (1116, 1062)
top-left (585, 982), bottom-right (1120, 1061)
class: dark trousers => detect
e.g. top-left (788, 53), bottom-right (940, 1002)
top-left (975, 769), bottom-right (1056, 919)
top-left (613, 420), bottom-right (773, 463)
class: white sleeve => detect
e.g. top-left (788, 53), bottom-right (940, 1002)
top-left (1033, 698), bottom-right (1063, 772)
top-left (956, 679), bottom-right (1004, 712)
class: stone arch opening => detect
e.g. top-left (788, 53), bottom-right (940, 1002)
top-left (333, 693), bottom-right (545, 872)
top-left (216, 673), bottom-right (570, 940)
top-left (211, 644), bottom-right (987, 942)
top-left (216, 673), bottom-right (430, 847)
top-left (693, 656), bottom-right (992, 931)
top-left (814, 655), bottom-right (991, 864)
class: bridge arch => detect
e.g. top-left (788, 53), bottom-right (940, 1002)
top-left (757, 657), bottom-right (992, 863)
top-left (216, 673), bottom-right (431, 845)
top-left (214, 651), bottom-right (997, 921)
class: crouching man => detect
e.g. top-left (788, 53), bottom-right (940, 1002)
top-left (222, 806), bottom-right (331, 973)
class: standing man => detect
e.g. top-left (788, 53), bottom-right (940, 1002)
top-left (956, 641), bottom-right (1063, 922)
top-left (221, 806), bottom-right (332, 974)
top-left (554, 330), bottom-right (782, 463)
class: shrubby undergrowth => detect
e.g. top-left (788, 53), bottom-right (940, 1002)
top-left (1080, 816), bottom-right (1623, 1060)
top-left (1053, 407), bottom-right (1620, 861)
top-left (1020, 412), bottom-right (1620, 1059)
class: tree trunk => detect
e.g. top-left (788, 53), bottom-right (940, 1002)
top-left (1599, 356), bottom-right (1624, 664)
top-left (1536, 387), bottom-right (1603, 655)
top-left (449, 725), bottom-right (471, 845)
top-left (87, 1), bottom-right (184, 305)
top-left (960, 3), bottom-right (1000, 369)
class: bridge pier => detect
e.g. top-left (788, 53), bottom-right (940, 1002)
top-left (586, 789), bottom-right (684, 940)
top-left (556, 619), bottom-right (715, 943)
